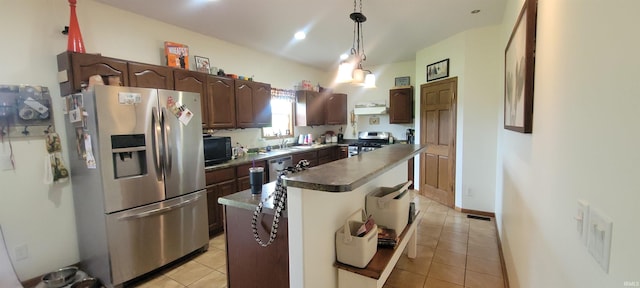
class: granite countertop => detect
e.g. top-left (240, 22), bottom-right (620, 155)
top-left (283, 144), bottom-right (426, 192)
top-left (217, 143), bottom-right (425, 212)
top-left (218, 181), bottom-right (287, 216)
top-left (205, 143), bottom-right (349, 171)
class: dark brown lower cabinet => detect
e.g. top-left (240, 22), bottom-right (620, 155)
top-left (224, 206), bottom-right (289, 288)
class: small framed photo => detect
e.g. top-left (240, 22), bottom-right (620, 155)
top-left (426, 59), bottom-right (449, 82)
top-left (194, 56), bottom-right (211, 73)
top-left (394, 76), bottom-right (410, 87)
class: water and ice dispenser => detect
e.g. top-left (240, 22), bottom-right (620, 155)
top-left (111, 134), bottom-right (147, 178)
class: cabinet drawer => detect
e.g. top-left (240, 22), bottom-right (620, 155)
top-left (206, 167), bottom-right (236, 185)
top-left (317, 147), bottom-right (333, 158)
top-left (236, 161), bottom-right (266, 178)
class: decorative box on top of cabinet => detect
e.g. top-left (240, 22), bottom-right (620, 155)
top-left (235, 79), bottom-right (272, 128)
top-left (57, 51), bottom-right (129, 95)
top-left (389, 86), bottom-right (414, 124)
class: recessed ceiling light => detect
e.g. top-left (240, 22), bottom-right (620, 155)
top-left (294, 31), bottom-right (306, 40)
top-left (471, 9), bottom-right (481, 14)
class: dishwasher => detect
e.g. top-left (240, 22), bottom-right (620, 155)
top-left (268, 155), bottom-right (293, 182)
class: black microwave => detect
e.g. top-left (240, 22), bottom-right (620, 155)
top-left (203, 135), bottom-right (232, 166)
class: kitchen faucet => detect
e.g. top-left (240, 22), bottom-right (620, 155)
top-left (280, 138), bottom-right (289, 149)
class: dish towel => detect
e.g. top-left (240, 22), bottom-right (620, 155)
top-left (43, 132), bottom-right (68, 184)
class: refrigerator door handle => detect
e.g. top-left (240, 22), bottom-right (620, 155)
top-left (117, 194), bottom-right (202, 220)
top-left (161, 108), bottom-right (173, 175)
top-left (151, 107), bottom-right (163, 180)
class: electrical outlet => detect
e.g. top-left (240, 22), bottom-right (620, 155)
top-left (576, 200), bottom-right (589, 245)
top-left (587, 208), bottom-right (613, 273)
top-left (465, 188), bottom-right (473, 197)
top-left (14, 244), bottom-right (28, 261)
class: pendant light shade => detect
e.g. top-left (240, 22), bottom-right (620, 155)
top-left (336, 0), bottom-right (376, 88)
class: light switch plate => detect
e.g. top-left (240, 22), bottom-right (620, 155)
top-left (587, 208), bottom-right (613, 273)
top-left (576, 200), bottom-right (589, 245)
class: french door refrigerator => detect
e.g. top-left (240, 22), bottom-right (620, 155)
top-left (64, 86), bottom-right (207, 287)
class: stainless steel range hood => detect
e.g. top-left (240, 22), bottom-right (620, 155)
top-left (353, 102), bottom-right (387, 115)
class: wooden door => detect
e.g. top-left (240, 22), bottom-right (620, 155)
top-left (207, 76), bottom-right (236, 129)
top-left (420, 77), bottom-right (457, 207)
top-left (128, 62), bottom-right (174, 90)
top-left (174, 70), bottom-right (207, 127)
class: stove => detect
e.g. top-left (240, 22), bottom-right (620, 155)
top-left (348, 132), bottom-right (390, 157)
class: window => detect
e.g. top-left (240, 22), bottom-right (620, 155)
top-left (262, 92), bottom-right (294, 138)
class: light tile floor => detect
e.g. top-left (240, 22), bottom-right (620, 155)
top-left (129, 194), bottom-right (505, 288)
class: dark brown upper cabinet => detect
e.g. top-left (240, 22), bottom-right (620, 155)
top-left (296, 90), bottom-right (326, 126)
top-left (389, 86), bottom-right (414, 124)
top-left (174, 70), bottom-right (208, 128)
top-left (128, 62), bottom-right (174, 90)
top-left (206, 75), bottom-right (236, 129)
top-left (57, 51), bottom-right (129, 95)
top-left (325, 93), bottom-right (347, 125)
top-left (235, 80), bottom-right (272, 128)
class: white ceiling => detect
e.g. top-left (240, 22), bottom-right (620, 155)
top-left (95, 0), bottom-right (506, 71)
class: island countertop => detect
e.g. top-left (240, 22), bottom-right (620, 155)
top-left (283, 144), bottom-right (425, 192)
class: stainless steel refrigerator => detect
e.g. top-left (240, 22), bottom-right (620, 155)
top-left (64, 86), bottom-right (208, 287)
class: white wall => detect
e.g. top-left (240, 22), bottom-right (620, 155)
top-left (496, 0), bottom-right (640, 287)
top-left (332, 61), bottom-right (416, 141)
top-left (415, 26), bottom-right (501, 212)
top-left (0, 0), bottom-right (329, 280)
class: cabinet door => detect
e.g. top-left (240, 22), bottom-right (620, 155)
top-left (295, 91), bottom-right (325, 126)
top-left (174, 70), bottom-right (208, 128)
top-left (292, 151), bottom-right (317, 167)
top-left (235, 81), bottom-right (255, 128)
top-left (208, 179), bottom-right (237, 235)
top-left (338, 146), bottom-right (349, 159)
top-left (128, 62), bottom-right (174, 89)
top-left (253, 82), bottom-right (273, 127)
top-left (389, 87), bottom-right (414, 124)
top-left (235, 80), bottom-right (272, 128)
top-left (207, 76), bottom-right (236, 129)
top-left (57, 52), bottom-right (129, 95)
top-left (325, 93), bottom-right (347, 125)
top-left (206, 185), bottom-right (222, 235)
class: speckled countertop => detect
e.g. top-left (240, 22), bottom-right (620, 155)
top-left (283, 144), bottom-right (425, 192)
top-left (205, 143), bottom-right (348, 171)
top-left (219, 144), bottom-right (426, 211)
top-left (218, 181), bottom-right (287, 216)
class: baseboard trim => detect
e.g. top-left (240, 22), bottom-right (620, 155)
top-left (494, 220), bottom-right (510, 288)
top-left (458, 207), bottom-right (495, 218)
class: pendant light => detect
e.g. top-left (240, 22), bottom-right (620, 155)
top-left (337, 0), bottom-right (376, 88)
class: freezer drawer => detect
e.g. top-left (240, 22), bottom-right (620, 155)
top-left (105, 190), bottom-right (208, 285)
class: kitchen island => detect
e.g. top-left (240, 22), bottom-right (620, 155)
top-left (219, 144), bottom-right (426, 288)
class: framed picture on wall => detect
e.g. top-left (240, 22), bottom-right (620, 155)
top-left (426, 59), bottom-right (449, 82)
top-left (194, 55), bottom-right (211, 73)
top-left (504, 0), bottom-right (537, 133)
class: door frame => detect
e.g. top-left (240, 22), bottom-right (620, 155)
top-left (419, 77), bottom-right (458, 207)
